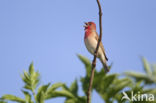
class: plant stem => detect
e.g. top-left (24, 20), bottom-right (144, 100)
top-left (86, 0), bottom-right (103, 103)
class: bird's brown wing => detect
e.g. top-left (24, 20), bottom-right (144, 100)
top-left (95, 33), bottom-right (108, 61)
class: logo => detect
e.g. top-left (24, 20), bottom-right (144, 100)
top-left (121, 91), bottom-right (155, 102)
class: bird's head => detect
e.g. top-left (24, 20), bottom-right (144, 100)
top-left (84, 22), bottom-right (96, 31)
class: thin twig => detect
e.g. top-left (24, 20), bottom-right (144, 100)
top-left (86, 0), bottom-right (103, 103)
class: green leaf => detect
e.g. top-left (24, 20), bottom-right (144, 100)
top-left (21, 71), bottom-right (31, 86)
top-left (24, 85), bottom-right (32, 90)
top-left (64, 99), bottom-right (75, 103)
top-left (22, 90), bottom-right (32, 103)
top-left (80, 76), bottom-right (90, 95)
top-left (29, 62), bottom-right (34, 76)
top-left (36, 83), bottom-right (50, 102)
top-left (152, 64), bottom-right (156, 77)
top-left (70, 80), bottom-right (78, 96)
top-left (46, 83), bottom-right (64, 94)
top-left (39, 92), bottom-right (44, 103)
top-left (37, 83), bottom-right (50, 94)
top-left (142, 57), bottom-right (152, 76)
top-left (125, 72), bottom-right (154, 84)
top-left (142, 88), bottom-right (156, 95)
top-left (108, 78), bottom-right (132, 99)
top-left (94, 74), bottom-right (118, 92)
top-left (2, 95), bottom-right (25, 103)
top-left (65, 96), bottom-right (86, 103)
top-left (45, 83), bottom-right (65, 100)
top-left (46, 90), bottom-right (75, 99)
top-left (132, 80), bottom-right (144, 92)
top-left (62, 85), bottom-right (76, 98)
top-left (0, 100), bottom-right (7, 103)
top-left (21, 63), bottom-right (40, 92)
top-left (78, 54), bottom-right (98, 95)
top-left (77, 54), bottom-right (92, 76)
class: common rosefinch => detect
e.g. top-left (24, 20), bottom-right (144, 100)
top-left (84, 22), bottom-right (109, 72)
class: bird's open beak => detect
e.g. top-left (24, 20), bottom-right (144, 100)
top-left (84, 22), bottom-right (88, 28)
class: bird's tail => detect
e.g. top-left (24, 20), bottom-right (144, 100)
top-left (100, 58), bottom-right (109, 72)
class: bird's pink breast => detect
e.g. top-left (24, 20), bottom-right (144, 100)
top-left (84, 30), bottom-right (91, 39)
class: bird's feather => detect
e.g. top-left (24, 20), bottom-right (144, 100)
top-left (95, 33), bottom-right (108, 61)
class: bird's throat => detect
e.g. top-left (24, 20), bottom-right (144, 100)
top-left (84, 30), bottom-right (92, 39)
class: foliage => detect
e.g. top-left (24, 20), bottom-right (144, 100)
top-left (125, 57), bottom-right (156, 85)
top-left (0, 55), bottom-right (156, 103)
top-left (0, 63), bottom-right (64, 103)
top-left (0, 100), bottom-right (7, 103)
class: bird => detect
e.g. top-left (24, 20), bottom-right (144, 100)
top-left (84, 21), bottom-right (109, 72)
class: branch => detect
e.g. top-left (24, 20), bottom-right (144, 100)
top-left (87, 0), bottom-right (103, 103)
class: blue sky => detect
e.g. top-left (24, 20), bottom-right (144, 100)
top-left (0, 0), bottom-right (156, 103)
